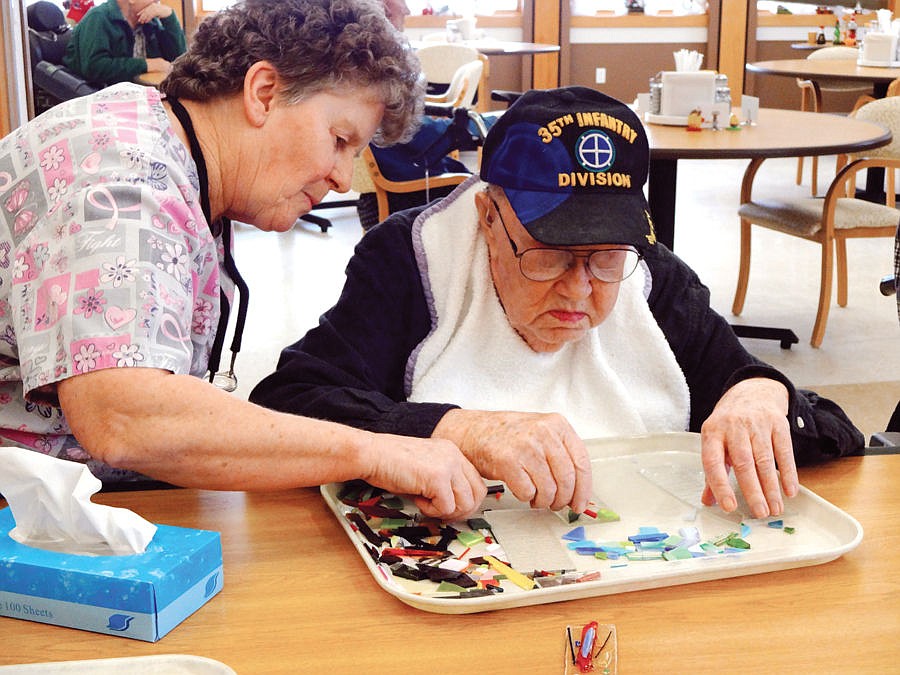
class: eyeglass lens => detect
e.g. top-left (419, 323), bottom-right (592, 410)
top-left (520, 248), bottom-right (640, 283)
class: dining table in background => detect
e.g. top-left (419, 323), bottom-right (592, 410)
top-left (746, 58), bottom-right (900, 97)
top-left (448, 39), bottom-right (561, 58)
top-left (747, 58), bottom-right (900, 201)
top-left (411, 39), bottom-right (561, 90)
top-left (643, 106), bottom-right (892, 253)
top-left (2, 454), bottom-right (897, 673)
top-left (643, 106), bottom-right (890, 347)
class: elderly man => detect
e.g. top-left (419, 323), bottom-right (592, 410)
top-left (251, 87), bottom-right (863, 520)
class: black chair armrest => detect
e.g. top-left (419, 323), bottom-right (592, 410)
top-left (34, 61), bottom-right (100, 102)
top-left (490, 89), bottom-right (523, 107)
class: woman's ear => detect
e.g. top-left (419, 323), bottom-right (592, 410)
top-left (243, 61), bottom-right (279, 127)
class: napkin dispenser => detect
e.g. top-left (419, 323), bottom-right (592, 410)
top-left (861, 33), bottom-right (897, 65)
top-left (659, 70), bottom-right (717, 117)
top-left (646, 70), bottom-right (729, 126)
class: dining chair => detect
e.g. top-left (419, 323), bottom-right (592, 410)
top-left (734, 96), bottom-right (900, 348)
top-left (424, 57), bottom-right (486, 112)
top-left (415, 43), bottom-right (488, 111)
top-left (848, 76), bottom-right (900, 113)
top-left (796, 46), bottom-right (873, 196)
top-left (358, 145), bottom-right (470, 227)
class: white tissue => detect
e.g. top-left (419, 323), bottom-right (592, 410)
top-left (877, 8), bottom-right (893, 34)
top-left (0, 446), bottom-right (157, 556)
top-left (673, 49), bottom-right (703, 72)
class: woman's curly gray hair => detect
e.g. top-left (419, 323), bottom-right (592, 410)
top-left (160, 0), bottom-right (424, 144)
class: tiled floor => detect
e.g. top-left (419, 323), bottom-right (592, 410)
top-left (228, 156), bottom-right (900, 439)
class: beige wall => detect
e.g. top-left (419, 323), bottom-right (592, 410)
top-left (6, 3), bottom-right (894, 135)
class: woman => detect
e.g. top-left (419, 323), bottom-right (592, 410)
top-left (64, 0), bottom-right (187, 86)
top-left (0, 0), bottom-right (484, 520)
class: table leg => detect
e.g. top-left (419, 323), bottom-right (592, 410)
top-left (648, 156), bottom-right (797, 349)
top-left (647, 157), bottom-right (677, 250)
top-left (859, 81), bottom-right (889, 202)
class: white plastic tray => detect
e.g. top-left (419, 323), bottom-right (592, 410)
top-left (321, 432), bottom-right (863, 614)
top-left (0, 655), bottom-right (235, 674)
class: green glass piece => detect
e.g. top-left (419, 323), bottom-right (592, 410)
top-left (663, 548), bottom-right (693, 561)
top-left (377, 518), bottom-right (407, 530)
top-left (456, 530), bottom-right (485, 547)
top-left (435, 582), bottom-right (467, 593)
top-left (627, 550), bottom-right (663, 561)
top-left (783, 526), bottom-right (796, 535)
top-left (379, 496), bottom-right (404, 509)
top-left (595, 508), bottom-right (620, 523)
top-left (467, 517), bottom-right (492, 531)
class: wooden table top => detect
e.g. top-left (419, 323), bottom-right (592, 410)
top-left (134, 72), bottom-right (166, 87)
top-left (1, 454), bottom-right (897, 673)
top-left (747, 58), bottom-right (900, 84)
top-left (412, 40), bottom-right (560, 56)
top-left (645, 106), bottom-right (891, 160)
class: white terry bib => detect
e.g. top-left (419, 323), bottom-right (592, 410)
top-left (407, 179), bottom-right (690, 438)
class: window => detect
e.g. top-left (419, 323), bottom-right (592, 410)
top-left (201, 1), bottom-right (521, 14)
top-left (406, 1), bottom-right (520, 15)
top-left (199, 0), bottom-right (236, 11)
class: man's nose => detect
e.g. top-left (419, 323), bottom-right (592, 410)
top-left (555, 259), bottom-right (593, 297)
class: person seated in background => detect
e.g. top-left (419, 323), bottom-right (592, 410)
top-left (381, 0), bottom-right (410, 30)
top-left (251, 87), bottom-right (865, 520)
top-left (0, 0), bottom-right (484, 521)
top-left (63, 0), bottom-right (186, 86)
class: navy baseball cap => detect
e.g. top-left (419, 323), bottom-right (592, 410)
top-left (480, 86), bottom-right (657, 249)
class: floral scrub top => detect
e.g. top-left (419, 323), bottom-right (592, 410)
top-left (0, 83), bottom-right (229, 481)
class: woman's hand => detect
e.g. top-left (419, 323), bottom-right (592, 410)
top-left (360, 434), bottom-right (487, 521)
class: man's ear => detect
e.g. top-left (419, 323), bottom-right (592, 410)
top-left (243, 61), bottom-right (279, 127)
top-left (474, 190), bottom-right (494, 237)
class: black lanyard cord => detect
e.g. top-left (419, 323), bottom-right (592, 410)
top-left (166, 97), bottom-right (249, 383)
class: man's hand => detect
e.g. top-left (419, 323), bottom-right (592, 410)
top-left (432, 409), bottom-right (592, 513)
top-left (361, 434), bottom-right (486, 521)
top-left (700, 378), bottom-right (799, 518)
top-left (136, 1), bottom-right (173, 24)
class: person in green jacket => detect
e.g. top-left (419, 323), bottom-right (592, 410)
top-left (64, 0), bottom-right (186, 86)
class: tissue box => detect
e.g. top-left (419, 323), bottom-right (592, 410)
top-left (0, 507), bottom-right (222, 642)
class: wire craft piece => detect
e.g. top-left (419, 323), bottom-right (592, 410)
top-left (565, 622), bottom-right (616, 674)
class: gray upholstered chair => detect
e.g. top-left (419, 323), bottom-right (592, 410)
top-left (734, 96), bottom-right (900, 348)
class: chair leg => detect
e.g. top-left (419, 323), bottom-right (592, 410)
top-left (732, 218), bottom-right (752, 315)
top-left (835, 237), bottom-right (848, 307)
top-left (811, 239), bottom-right (834, 348)
top-left (810, 155), bottom-right (818, 196)
top-left (796, 156), bottom-right (804, 186)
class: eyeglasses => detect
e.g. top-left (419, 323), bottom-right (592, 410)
top-left (488, 196), bottom-right (642, 283)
